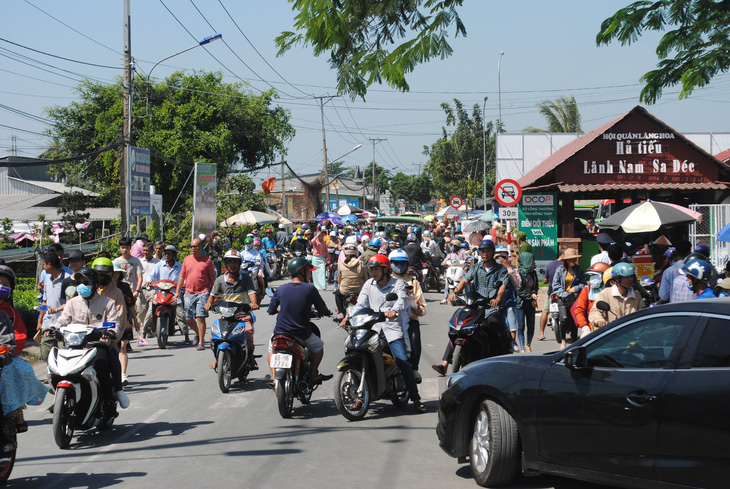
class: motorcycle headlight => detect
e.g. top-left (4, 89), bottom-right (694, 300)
top-left (367, 334), bottom-right (379, 352)
top-left (231, 325), bottom-right (245, 336)
top-left (446, 372), bottom-right (467, 389)
top-left (211, 324), bottom-right (221, 337)
top-left (63, 330), bottom-right (86, 347)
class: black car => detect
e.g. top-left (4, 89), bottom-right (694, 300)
top-left (437, 299), bottom-right (730, 489)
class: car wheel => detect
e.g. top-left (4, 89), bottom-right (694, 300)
top-left (469, 400), bottom-right (519, 487)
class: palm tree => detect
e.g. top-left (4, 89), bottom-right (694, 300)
top-left (524, 95), bottom-right (582, 133)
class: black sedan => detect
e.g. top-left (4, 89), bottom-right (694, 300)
top-left (437, 299), bottom-right (730, 489)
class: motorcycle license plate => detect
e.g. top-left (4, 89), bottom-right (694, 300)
top-left (270, 353), bottom-right (293, 369)
top-left (549, 302), bottom-right (559, 313)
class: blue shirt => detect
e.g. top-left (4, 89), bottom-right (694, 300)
top-left (268, 282), bottom-right (330, 340)
top-left (41, 269), bottom-right (70, 330)
top-left (697, 288), bottom-right (717, 300)
top-left (659, 259), bottom-right (684, 301)
top-left (464, 261), bottom-right (509, 317)
top-left (262, 237), bottom-right (276, 250)
top-left (148, 260), bottom-right (182, 284)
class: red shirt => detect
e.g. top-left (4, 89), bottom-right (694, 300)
top-left (180, 254), bottom-right (215, 294)
top-left (0, 301), bottom-right (26, 356)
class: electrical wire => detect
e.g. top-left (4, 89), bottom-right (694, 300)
top-left (0, 37), bottom-right (121, 70)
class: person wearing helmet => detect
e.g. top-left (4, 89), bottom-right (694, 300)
top-left (403, 231), bottom-right (428, 280)
top-left (358, 235), bottom-right (370, 255)
top-left (658, 239), bottom-right (692, 302)
top-left (361, 238), bottom-right (381, 266)
top-left (0, 265), bottom-right (24, 357)
top-left (267, 257), bottom-right (333, 386)
top-left (174, 237), bottom-right (216, 351)
top-left (589, 261), bottom-right (644, 328)
top-left (574, 262), bottom-right (610, 339)
top-left (54, 267), bottom-right (128, 410)
top-left (350, 254), bottom-right (424, 413)
top-left (439, 239), bottom-right (473, 304)
top-left (421, 229), bottom-right (444, 263)
top-left (669, 249), bottom-right (708, 303)
top-left (38, 251), bottom-right (73, 361)
top-left (148, 245), bottom-right (188, 342)
top-left (275, 224), bottom-right (289, 249)
top-left (388, 249), bottom-right (425, 379)
top-left (683, 258), bottom-right (717, 299)
top-left (334, 243), bottom-right (368, 319)
top-left (290, 229), bottom-right (309, 255)
top-left (552, 248), bottom-right (586, 348)
top-left (242, 236), bottom-right (266, 297)
top-left (205, 249), bottom-right (259, 370)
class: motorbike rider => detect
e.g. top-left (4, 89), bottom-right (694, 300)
top-left (388, 249), bottom-right (425, 379)
top-left (403, 232), bottom-right (427, 279)
top-left (346, 254), bottom-right (426, 413)
top-left (289, 230), bottom-right (308, 255)
top-left (683, 258), bottom-right (717, 299)
top-left (146, 245), bottom-right (187, 343)
top-left (574, 262), bottom-right (610, 339)
top-left (53, 268), bottom-right (129, 410)
top-left (588, 262), bottom-right (644, 328)
top-left (360, 238), bottom-right (380, 265)
top-left (440, 239), bottom-right (473, 304)
top-left (275, 224), bottom-right (289, 250)
top-left (241, 236), bottom-right (265, 294)
top-left (267, 257), bottom-right (333, 387)
top-left (205, 249), bottom-right (260, 370)
top-left (334, 243), bottom-right (368, 320)
top-left (420, 230), bottom-right (444, 264)
top-left (552, 248), bottom-right (586, 349)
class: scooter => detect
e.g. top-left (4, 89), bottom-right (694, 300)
top-left (421, 257), bottom-right (441, 293)
top-left (326, 247), bottom-right (339, 284)
top-left (47, 323), bottom-right (119, 448)
top-left (210, 302), bottom-right (256, 393)
top-left (333, 293), bottom-right (410, 421)
top-left (447, 288), bottom-right (512, 373)
top-left (549, 293), bottom-right (573, 344)
top-left (444, 259), bottom-right (467, 305)
top-left (149, 279), bottom-right (177, 349)
top-left (0, 345), bottom-right (16, 484)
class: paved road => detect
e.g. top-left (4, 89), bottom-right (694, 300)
top-left (13, 280), bottom-right (615, 489)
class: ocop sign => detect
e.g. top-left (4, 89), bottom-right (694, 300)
top-left (522, 194), bottom-right (554, 206)
top-left (518, 193), bottom-right (558, 273)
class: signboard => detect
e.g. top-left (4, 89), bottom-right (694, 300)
top-left (518, 193), bottom-right (558, 280)
top-left (379, 194), bottom-right (390, 210)
top-left (129, 146), bottom-right (150, 216)
top-left (192, 163), bottom-right (217, 238)
top-left (494, 179), bottom-right (522, 207)
top-left (148, 193), bottom-right (163, 235)
top-left (450, 195), bottom-right (463, 209)
top-left (499, 207), bottom-right (518, 219)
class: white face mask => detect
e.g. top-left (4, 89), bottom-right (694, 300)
top-left (590, 275), bottom-right (603, 289)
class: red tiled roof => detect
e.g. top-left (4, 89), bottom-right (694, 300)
top-left (716, 148), bottom-right (730, 162)
top-left (558, 182), bottom-right (728, 193)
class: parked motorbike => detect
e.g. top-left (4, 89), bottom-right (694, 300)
top-left (269, 305), bottom-right (327, 418)
top-left (333, 293), bottom-right (410, 421)
top-left (147, 279), bottom-right (177, 349)
top-left (448, 289), bottom-right (512, 373)
top-left (445, 259), bottom-right (467, 305)
top-left (0, 345), bottom-right (16, 484)
top-left (211, 302), bottom-right (256, 393)
top-left (47, 323), bottom-right (119, 448)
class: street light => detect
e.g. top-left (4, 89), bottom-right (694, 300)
top-left (148, 33), bottom-right (222, 81)
top-left (327, 143), bottom-right (362, 209)
top-left (482, 96), bottom-right (488, 210)
top-left (498, 52), bottom-right (504, 133)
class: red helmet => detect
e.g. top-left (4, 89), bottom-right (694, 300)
top-left (366, 254), bottom-right (390, 270)
top-left (587, 262), bottom-right (610, 274)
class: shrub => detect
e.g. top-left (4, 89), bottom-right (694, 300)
top-left (14, 277), bottom-right (40, 337)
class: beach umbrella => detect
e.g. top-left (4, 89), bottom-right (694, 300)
top-left (220, 210), bottom-right (277, 227)
top-left (336, 204), bottom-right (364, 215)
top-left (461, 219), bottom-right (491, 233)
top-left (341, 215), bottom-right (358, 224)
top-left (315, 212), bottom-right (345, 226)
top-left (597, 201), bottom-right (701, 233)
top-left (717, 222), bottom-right (730, 242)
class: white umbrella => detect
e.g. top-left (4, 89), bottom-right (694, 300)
top-left (462, 219), bottom-right (490, 233)
top-left (220, 210), bottom-right (277, 227)
top-left (336, 204), bottom-right (363, 215)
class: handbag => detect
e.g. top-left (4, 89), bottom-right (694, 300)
top-left (531, 298), bottom-right (538, 309)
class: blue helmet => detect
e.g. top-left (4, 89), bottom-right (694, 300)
top-left (460, 242), bottom-right (469, 249)
top-left (682, 258), bottom-right (713, 283)
top-left (369, 238), bottom-right (382, 248)
top-left (611, 262), bottom-right (636, 279)
top-left (388, 249), bottom-right (409, 262)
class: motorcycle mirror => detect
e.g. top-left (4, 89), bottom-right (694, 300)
top-left (385, 292), bottom-right (398, 301)
top-left (265, 287), bottom-right (275, 297)
top-left (596, 300), bottom-right (610, 312)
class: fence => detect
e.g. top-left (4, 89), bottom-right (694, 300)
top-left (689, 204), bottom-right (730, 268)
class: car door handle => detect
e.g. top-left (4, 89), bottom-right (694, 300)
top-left (626, 392), bottom-right (657, 406)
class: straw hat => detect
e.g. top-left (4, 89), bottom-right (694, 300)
top-left (560, 248), bottom-right (581, 260)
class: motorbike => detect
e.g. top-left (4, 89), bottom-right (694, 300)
top-left (242, 260), bottom-right (265, 302)
top-left (549, 293), bottom-right (575, 344)
top-left (333, 292), bottom-right (411, 421)
top-left (326, 247), bottom-right (339, 284)
top-left (421, 256), bottom-right (441, 293)
top-left (211, 302), bottom-right (256, 393)
top-left (640, 275), bottom-right (658, 307)
top-left (444, 259), bottom-right (467, 305)
top-left (47, 323), bottom-right (119, 448)
top-left (266, 248), bottom-right (281, 280)
top-left (269, 304), bottom-right (327, 418)
top-left (146, 279), bottom-right (177, 349)
top-left (447, 289), bottom-right (512, 373)
top-left (0, 345), bottom-right (15, 484)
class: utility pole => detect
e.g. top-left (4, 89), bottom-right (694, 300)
top-left (315, 95), bottom-right (337, 211)
top-left (369, 138), bottom-right (386, 211)
top-left (121, 0), bottom-right (132, 236)
top-left (483, 96), bottom-right (488, 210)
top-left (281, 159), bottom-right (286, 218)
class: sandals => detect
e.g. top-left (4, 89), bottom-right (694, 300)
top-left (431, 364), bottom-right (446, 376)
top-left (266, 380), bottom-right (276, 389)
top-left (348, 399), bottom-right (364, 410)
top-left (414, 401), bottom-right (426, 413)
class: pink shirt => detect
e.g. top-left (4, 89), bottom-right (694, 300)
top-left (180, 254), bottom-right (215, 294)
top-left (311, 234), bottom-right (328, 257)
top-left (130, 239), bottom-right (146, 259)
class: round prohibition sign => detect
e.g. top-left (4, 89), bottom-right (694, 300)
top-left (494, 179), bottom-right (522, 207)
top-left (450, 195), bottom-right (463, 209)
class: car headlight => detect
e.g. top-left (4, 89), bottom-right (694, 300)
top-left (63, 331), bottom-right (86, 347)
top-left (446, 371), bottom-right (467, 389)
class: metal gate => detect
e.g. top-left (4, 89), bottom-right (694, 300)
top-left (690, 204), bottom-right (730, 268)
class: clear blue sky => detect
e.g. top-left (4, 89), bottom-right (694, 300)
top-left (2, 0), bottom-right (728, 188)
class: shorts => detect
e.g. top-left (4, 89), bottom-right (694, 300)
top-left (184, 292), bottom-right (210, 320)
top-left (121, 327), bottom-right (134, 341)
top-left (542, 295), bottom-right (551, 313)
top-left (268, 331), bottom-right (324, 354)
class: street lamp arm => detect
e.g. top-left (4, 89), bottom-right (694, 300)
top-left (328, 143), bottom-right (363, 164)
top-left (148, 33), bottom-right (222, 81)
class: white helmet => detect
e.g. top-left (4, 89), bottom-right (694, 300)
top-left (345, 235), bottom-right (357, 245)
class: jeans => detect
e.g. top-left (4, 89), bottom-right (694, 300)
top-left (385, 336), bottom-right (420, 403)
top-left (503, 306), bottom-right (517, 333)
top-left (515, 305), bottom-right (536, 350)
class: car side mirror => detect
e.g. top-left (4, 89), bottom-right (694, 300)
top-left (564, 346), bottom-right (587, 370)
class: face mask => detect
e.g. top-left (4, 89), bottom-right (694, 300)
top-left (391, 262), bottom-right (409, 275)
top-left (0, 285), bottom-right (11, 301)
top-left (686, 280), bottom-right (694, 291)
top-left (589, 275), bottom-right (603, 289)
top-left (77, 284), bottom-right (93, 298)
top-left (99, 274), bottom-right (112, 286)
top-left (245, 243), bottom-right (253, 250)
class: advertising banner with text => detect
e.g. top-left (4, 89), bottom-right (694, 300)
top-left (192, 163), bottom-right (217, 238)
top-left (129, 146), bottom-right (151, 216)
top-left (519, 193), bottom-right (557, 279)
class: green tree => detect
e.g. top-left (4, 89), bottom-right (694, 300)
top-left (524, 95), bottom-right (582, 133)
top-left (363, 163), bottom-right (390, 194)
top-left (597, 0), bottom-right (730, 104)
top-left (423, 99), bottom-right (495, 205)
top-left (42, 71), bottom-right (295, 212)
top-left (389, 172), bottom-right (432, 205)
top-left (217, 173), bottom-right (268, 220)
top-left (327, 160), bottom-right (356, 178)
top-left (277, 0), bottom-right (466, 99)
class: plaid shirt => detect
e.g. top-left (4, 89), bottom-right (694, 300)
top-left (670, 270), bottom-right (697, 303)
top-left (464, 261), bottom-right (509, 317)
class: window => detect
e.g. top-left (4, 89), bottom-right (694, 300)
top-left (692, 318), bottom-right (730, 368)
top-left (585, 315), bottom-right (691, 369)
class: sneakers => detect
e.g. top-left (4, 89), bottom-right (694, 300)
top-left (116, 390), bottom-right (130, 409)
top-left (431, 364), bottom-right (446, 376)
top-left (137, 337), bottom-right (148, 346)
top-left (122, 374), bottom-right (129, 387)
top-left (192, 336), bottom-right (199, 346)
top-left (440, 299), bottom-right (448, 304)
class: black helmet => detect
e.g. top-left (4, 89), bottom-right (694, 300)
top-left (287, 257), bottom-right (315, 276)
top-left (0, 265), bottom-right (16, 288)
top-left (75, 267), bottom-right (100, 286)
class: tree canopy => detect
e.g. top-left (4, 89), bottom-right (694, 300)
top-left (42, 71), bottom-right (294, 211)
top-left (389, 172), bottom-right (432, 205)
top-left (597, 0), bottom-right (730, 104)
top-left (277, 0), bottom-right (466, 99)
top-left (524, 95), bottom-right (582, 133)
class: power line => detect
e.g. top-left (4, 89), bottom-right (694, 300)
top-left (0, 37), bottom-right (121, 69)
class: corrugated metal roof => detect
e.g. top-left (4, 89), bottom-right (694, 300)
top-left (7, 178), bottom-right (99, 196)
top-left (558, 182), bottom-right (728, 192)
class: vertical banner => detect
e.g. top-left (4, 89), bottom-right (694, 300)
top-left (518, 193), bottom-right (558, 280)
top-left (148, 193), bottom-right (163, 237)
top-left (129, 146), bottom-right (151, 216)
top-left (192, 163), bottom-right (217, 239)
